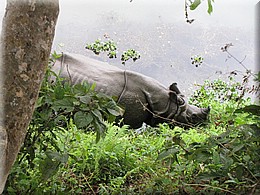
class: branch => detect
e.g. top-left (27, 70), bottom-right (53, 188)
top-left (136, 96), bottom-right (197, 129)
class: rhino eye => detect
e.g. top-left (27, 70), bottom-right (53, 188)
top-left (191, 114), bottom-right (200, 122)
top-left (177, 97), bottom-right (185, 105)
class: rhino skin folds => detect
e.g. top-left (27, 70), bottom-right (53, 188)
top-left (52, 53), bottom-right (210, 129)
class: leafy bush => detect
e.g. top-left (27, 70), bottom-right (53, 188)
top-left (158, 74), bottom-right (260, 194)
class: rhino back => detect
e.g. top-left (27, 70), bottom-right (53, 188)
top-left (53, 53), bottom-right (169, 98)
top-left (53, 53), bottom-right (126, 96)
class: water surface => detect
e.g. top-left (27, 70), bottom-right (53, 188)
top-left (0, 0), bottom-right (258, 95)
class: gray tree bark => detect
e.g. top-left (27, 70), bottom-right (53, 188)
top-left (0, 0), bottom-right (59, 192)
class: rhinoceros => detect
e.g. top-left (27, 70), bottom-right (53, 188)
top-left (51, 53), bottom-right (210, 129)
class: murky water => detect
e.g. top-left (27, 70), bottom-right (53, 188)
top-left (0, 0), bottom-right (258, 95)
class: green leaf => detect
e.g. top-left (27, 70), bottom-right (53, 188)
top-left (52, 51), bottom-right (62, 59)
top-left (212, 150), bottom-right (220, 164)
top-left (243, 155), bottom-right (251, 162)
top-left (46, 150), bottom-right (69, 164)
top-left (74, 111), bottom-right (93, 128)
top-left (107, 108), bottom-right (121, 116)
top-left (105, 101), bottom-right (123, 116)
top-left (38, 109), bottom-right (52, 121)
top-left (207, 0), bottom-right (213, 14)
top-left (54, 85), bottom-right (65, 100)
top-left (35, 96), bottom-right (44, 109)
top-left (157, 147), bottom-right (179, 161)
top-left (222, 156), bottom-right (234, 170)
top-left (39, 157), bottom-right (60, 182)
top-left (189, 148), bottom-right (211, 163)
top-left (232, 144), bottom-right (244, 153)
top-left (54, 115), bottom-right (67, 124)
top-left (172, 135), bottom-right (185, 146)
top-left (197, 172), bottom-right (220, 181)
top-left (196, 152), bottom-right (210, 162)
top-left (39, 150), bottom-right (69, 182)
top-left (79, 95), bottom-right (91, 104)
top-left (224, 179), bottom-right (238, 184)
top-left (92, 109), bottom-right (103, 121)
top-left (91, 83), bottom-right (96, 91)
top-left (190, 0), bottom-right (201, 10)
top-left (52, 98), bottom-right (75, 113)
top-left (93, 120), bottom-right (106, 142)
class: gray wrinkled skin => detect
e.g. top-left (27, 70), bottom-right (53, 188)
top-left (52, 53), bottom-right (210, 129)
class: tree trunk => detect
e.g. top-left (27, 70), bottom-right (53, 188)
top-left (0, 0), bottom-right (59, 192)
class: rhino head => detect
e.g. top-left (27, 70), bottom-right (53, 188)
top-left (167, 83), bottom-right (210, 127)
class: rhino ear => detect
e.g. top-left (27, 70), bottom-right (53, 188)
top-left (169, 91), bottom-right (178, 104)
top-left (169, 83), bottom-right (181, 94)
